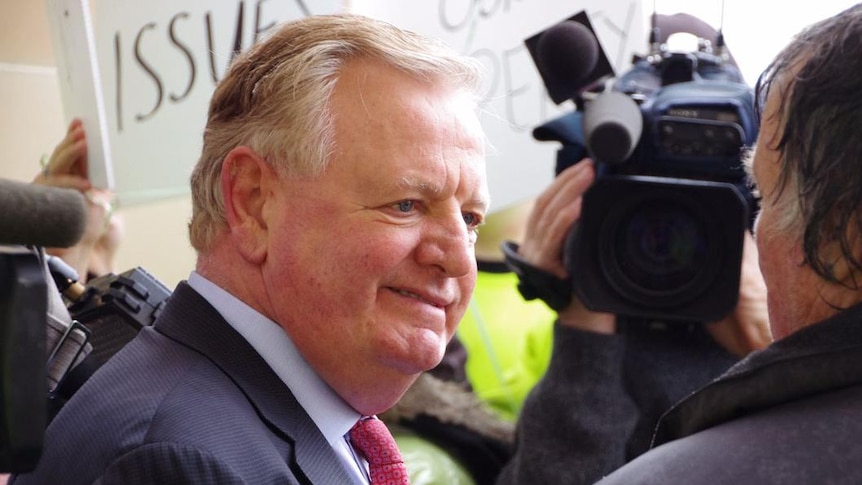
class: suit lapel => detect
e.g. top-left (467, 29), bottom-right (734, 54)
top-left (155, 283), bottom-right (363, 484)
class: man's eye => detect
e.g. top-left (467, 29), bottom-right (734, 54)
top-left (396, 200), bottom-right (415, 213)
top-left (462, 212), bottom-right (482, 230)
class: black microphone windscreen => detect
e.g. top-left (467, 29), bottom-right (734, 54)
top-left (536, 21), bottom-right (599, 101)
top-left (0, 179), bottom-right (88, 248)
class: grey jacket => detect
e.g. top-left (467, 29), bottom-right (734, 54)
top-left (600, 303), bottom-right (862, 485)
top-left (497, 318), bottom-right (738, 484)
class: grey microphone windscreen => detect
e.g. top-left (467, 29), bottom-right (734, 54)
top-left (0, 179), bottom-right (88, 248)
top-left (582, 91), bottom-right (643, 165)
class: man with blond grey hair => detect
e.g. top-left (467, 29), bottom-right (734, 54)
top-left (13, 13), bottom-right (489, 485)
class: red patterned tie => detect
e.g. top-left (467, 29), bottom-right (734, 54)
top-left (349, 416), bottom-right (410, 484)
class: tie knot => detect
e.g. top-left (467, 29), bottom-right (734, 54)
top-left (349, 417), bottom-right (403, 466)
top-left (349, 417), bottom-right (410, 484)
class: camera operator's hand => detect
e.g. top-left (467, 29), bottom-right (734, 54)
top-left (704, 230), bottom-right (772, 356)
top-left (518, 158), bottom-right (616, 334)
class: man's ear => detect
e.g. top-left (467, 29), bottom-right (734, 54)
top-left (220, 146), bottom-right (276, 264)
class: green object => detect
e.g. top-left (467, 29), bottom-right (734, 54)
top-left (392, 427), bottom-right (476, 485)
top-left (457, 270), bottom-right (555, 421)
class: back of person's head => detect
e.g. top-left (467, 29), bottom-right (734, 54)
top-left (188, 13), bottom-right (485, 251)
top-left (754, 4), bottom-right (862, 284)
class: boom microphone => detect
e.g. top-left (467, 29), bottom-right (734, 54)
top-left (0, 179), bottom-right (88, 248)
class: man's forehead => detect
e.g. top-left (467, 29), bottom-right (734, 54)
top-left (398, 167), bottom-right (489, 204)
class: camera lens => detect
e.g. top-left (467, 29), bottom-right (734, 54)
top-left (599, 192), bottom-right (721, 307)
top-left (618, 201), bottom-right (706, 289)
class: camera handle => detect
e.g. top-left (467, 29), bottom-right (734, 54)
top-left (501, 241), bottom-right (572, 311)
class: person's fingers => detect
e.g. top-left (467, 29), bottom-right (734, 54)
top-left (38, 174), bottom-right (92, 192)
top-left (45, 120), bottom-right (87, 178)
top-left (35, 120), bottom-right (90, 189)
top-left (525, 160), bottom-right (594, 235)
top-left (52, 132), bottom-right (87, 176)
top-left (521, 159), bottom-right (596, 278)
top-left (52, 138), bottom-right (85, 172)
top-left (524, 197), bottom-right (584, 279)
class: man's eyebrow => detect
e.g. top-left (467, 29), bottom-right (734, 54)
top-left (398, 175), bottom-right (439, 193)
top-left (465, 196), bottom-right (490, 217)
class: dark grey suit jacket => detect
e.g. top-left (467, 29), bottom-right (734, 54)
top-left (12, 282), bottom-right (363, 484)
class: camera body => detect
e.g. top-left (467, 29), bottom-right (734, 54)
top-left (49, 267), bottom-right (171, 418)
top-left (531, 18), bottom-right (758, 322)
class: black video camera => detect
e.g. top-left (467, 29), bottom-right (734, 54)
top-left (50, 266), bottom-right (171, 415)
top-left (526, 12), bottom-right (758, 322)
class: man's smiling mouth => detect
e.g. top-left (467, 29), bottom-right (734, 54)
top-left (389, 288), bottom-right (445, 308)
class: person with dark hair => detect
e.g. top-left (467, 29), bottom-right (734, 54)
top-left (504, 4), bottom-right (862, 484)
top-left (12, 13), bottom-right (489, 485)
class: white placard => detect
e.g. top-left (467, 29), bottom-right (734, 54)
top-left (45, 0), bottom-right (114, 190)
top-left (350, 1), bottom-right (646, 210)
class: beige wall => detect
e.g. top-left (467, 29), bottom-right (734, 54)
top-left (0, 0), bottom-right (196, 289)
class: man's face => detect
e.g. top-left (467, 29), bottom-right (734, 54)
top-left (262, 60), bottom-right (489, 400)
